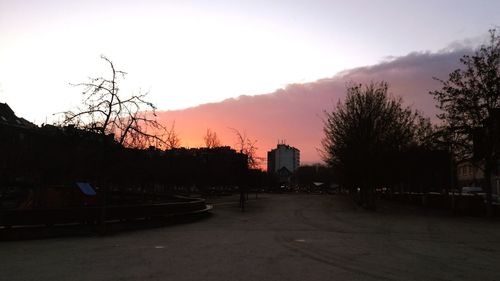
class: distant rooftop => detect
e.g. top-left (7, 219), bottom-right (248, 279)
top-left (0, 102), bottom-right (36, 128)
top-left (274, 143), bottom-right (299, 151)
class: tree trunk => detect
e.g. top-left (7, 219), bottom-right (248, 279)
top-left (484, 159), bottom-right (493, 217)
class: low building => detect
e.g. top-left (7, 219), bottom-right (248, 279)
top-left (456, 159), bottom-right (500, 195)
top-left (456, 160), bottom-right (484, 188)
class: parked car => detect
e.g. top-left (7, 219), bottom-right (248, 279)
top-left (461, 186), bottom-right (483, 194)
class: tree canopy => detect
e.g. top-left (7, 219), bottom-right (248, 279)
top-left (431, 29), bottom-right (500, 161)
top-left (322, 81), bottom-right (428, 205)
top-left (430, 29), bottom-right (500, 210)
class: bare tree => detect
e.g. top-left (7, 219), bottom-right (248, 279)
top-left (204, 128), bottom-right (221, 148)
top-left (164, 121), bottom-right (181, 149)
top-left (230, 128), bottom-right (261, 169)
top-left (60, 55), bottom-right (169, 148)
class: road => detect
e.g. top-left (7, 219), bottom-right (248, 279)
top-left (2, 194), bottom-right (500, 281)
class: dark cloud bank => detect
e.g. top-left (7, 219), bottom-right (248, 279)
top-left (157, 48), bottom-right (472, 164)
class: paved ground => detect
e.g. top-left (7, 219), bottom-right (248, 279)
top-left (2, 194), bottom-right (500, 281)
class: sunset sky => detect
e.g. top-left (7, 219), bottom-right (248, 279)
top-left (1, 1), bottom-right (498, 120)
top-left (1, 0), bottom-right (499, 164)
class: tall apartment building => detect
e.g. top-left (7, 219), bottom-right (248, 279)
top-left (267, 142), bottom-right (300, 174)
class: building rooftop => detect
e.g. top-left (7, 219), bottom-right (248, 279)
top-left (0, 103), bottom-right (35, 128)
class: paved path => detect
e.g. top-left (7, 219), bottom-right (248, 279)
top-left (2, 194), bottom-right (500, 281)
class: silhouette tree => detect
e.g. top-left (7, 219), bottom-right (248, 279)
top-left (164, 121), bottom-right (181, 149)
top-left (430, 29), bottom-right (500, 211)
top-left (412, 115), bottom-right (436, 148)
top-left (204, 128), bottom-right (221, 148)
top-left (322, 81), bottom-right (423, 207)
top-left (60, 55), bottom-right (169, 148)
top-left (230, 128), bottom-right (260, 169)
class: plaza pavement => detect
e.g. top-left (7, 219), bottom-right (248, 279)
top-left (2, 194), bottom-right (500, 281)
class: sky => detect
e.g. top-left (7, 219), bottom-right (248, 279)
top-left (1, 0), bottom-right (499, 124)
top-left (156, 48), bottom-right (470, 165)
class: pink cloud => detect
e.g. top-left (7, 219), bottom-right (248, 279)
top-left (157, 48), bottom-right (472, 166)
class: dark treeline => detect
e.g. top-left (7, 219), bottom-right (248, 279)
top-left (1, 54), bottom-right (272, 211)
top-left (321, 82), bottom-right (451, 208)
top-left (0, 121), bottom-right (250, 201)
top-left (294, 164), bottom-right (334, 192)
top-left (321, 29), bottom-right (500, 213)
